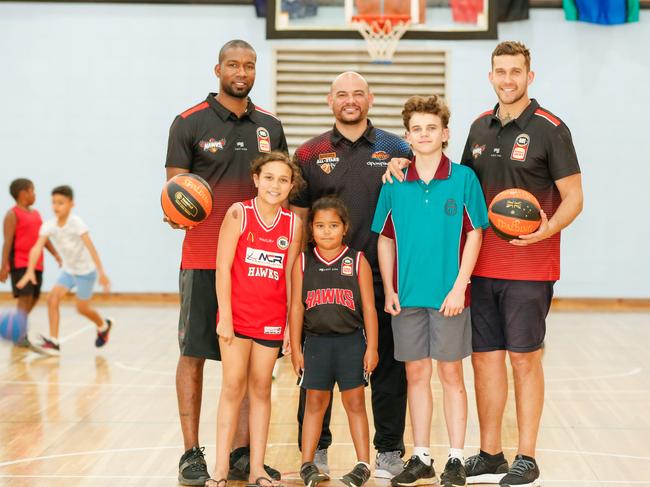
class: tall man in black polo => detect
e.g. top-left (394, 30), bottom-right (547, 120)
top-left (290, 71), bottom-right (410, 478)
top-left (165, 39), bottom-right (287, 486)
top-left (460, 42), bottom-right (583, 487)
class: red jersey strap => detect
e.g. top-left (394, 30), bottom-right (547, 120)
top-left (355, 250), bottom-right (364, 284)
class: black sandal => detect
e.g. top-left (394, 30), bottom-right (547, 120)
top-left (246, 476), bottom-right (282, 487)
top-left (205, 478), bottom-right (227, 487)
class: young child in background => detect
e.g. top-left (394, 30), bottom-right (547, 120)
top-left (17, 185), bottom-right (112, 356)
top-left (372, 95), bottom-right (488, 487)
top-left (1, 178), bottom-right (60, 346)
top-left (290, 196), bottom-right (379, 487)
top-left (207, 151), bottom-right (303, 487)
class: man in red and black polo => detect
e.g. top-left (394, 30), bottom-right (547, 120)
top-left (165, 39), bottom-right (287, 486)
top-left (461, 41), bottom-right (583, 487)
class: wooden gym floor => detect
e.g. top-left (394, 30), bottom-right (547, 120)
top-left (0, 304), bottom-right (648, 486)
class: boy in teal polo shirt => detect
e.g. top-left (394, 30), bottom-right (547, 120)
top-left (371, 95), bottom-right (488, 487)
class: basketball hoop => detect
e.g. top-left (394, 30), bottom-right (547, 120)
top-left (351, 14), bottom-right (410, 64)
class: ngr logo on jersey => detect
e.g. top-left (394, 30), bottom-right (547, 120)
top-left (245, 247), bottom-right (285, 269)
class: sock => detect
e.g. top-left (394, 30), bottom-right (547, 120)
top-left (98, 320), bottom-right (109, 333)
top-left (356, 461), bottom-right (371, 469)
top-left (480, 450), bottom-right (505, 462)
top-left (449, 448), bottom-right (464, 462)
top-left (48, 336), bottom-right (60, 345)
top-left (413, 447), bottom-right (432, 465)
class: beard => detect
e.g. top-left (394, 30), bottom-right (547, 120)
top-left (222, 82), bottom-right (253, 99)
top-left (335, 107), bottom-right (367, 125)
top-left (497, 86), bottom-right (526, 106)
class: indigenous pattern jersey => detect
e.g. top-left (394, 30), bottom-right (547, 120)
top-left (461, 99), bottom-right (581, 281)
top-left (290, 122), bottom-right (411, 290)
top-left (10, 206), bottom-right (43, 271)
top-left (301, 246), bottom-right (364, 336)
top-left (229, 199), bottom-right (295, 340)
top-left (165, 94), bottom-right (288, 270)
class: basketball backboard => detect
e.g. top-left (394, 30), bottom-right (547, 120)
top-left (267, 0), bottom-right (497, 39)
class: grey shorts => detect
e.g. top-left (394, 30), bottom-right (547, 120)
top-left (391, 307), bottom-right (472, 362)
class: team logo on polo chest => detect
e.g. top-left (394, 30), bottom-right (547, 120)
top-left (317, 152), bottom-right (339, 174)
top-left (511, 134), bottom-right (530, 161)
top-left (445, 199), bottom-right (458, 216)
top-left (257, 127), bottom-right (271, 153)
top-left (472, 143), bottom-right (486, 159)
top-left (341, 256), bottom-right (354, 276)
top-left (199, 138), bottom-right (226, 153)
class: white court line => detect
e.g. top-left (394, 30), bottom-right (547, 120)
top-left (113, 361), bottom-right (646, 386)
top-left (1, 444), bottom-right (649, 469)
top-left (546, 367), bottom-right (642, 383)
top-left (58, 324), bottom-right (95, 344)
top-left (1, 379), bottom-right (648, 396)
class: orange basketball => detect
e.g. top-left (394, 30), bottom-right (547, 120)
top-left (488, 188), bottom-right (542, 240)
top-left (161, 173), bottom-right (213, 227)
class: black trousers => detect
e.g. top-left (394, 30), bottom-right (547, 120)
top-left (297, 291), bottom-right (407, 454)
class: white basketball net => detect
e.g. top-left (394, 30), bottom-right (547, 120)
top-left (351, 16), bottom-right (411, 63)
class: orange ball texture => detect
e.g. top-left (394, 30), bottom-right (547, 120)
top-left (161, 173), bottom-right (213, 228)
top-left (488, 188), bottom-right (542, 240)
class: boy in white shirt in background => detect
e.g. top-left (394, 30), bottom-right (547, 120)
top-left (17, 185), bottom-right (112, 356)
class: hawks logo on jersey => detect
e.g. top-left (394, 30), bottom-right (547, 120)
top-left (305, 288), bottom-right (356, 311)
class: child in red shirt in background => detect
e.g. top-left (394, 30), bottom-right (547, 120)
top-left (1, 178), bottom-right (60, 346)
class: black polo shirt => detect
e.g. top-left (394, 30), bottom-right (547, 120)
top-left (166, 94), bottom-right (288, 269)
top-left (290, 121), bottom-right (411, 289)
top-left (461, 98), bottom-right (580, 281)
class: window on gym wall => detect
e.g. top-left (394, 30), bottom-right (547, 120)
top-left (272, 46), bottom-right (447, 154)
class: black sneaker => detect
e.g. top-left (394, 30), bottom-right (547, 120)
top-left (465, 452), bottom-right (508, 484)
top-left (178, 446), bottom-right (209, 486)
top-left (31, 335), bottom-right (60, 356)
top-left (95, 318), bottom-right (112, 347)
top-left (499, 455), bottom-right (540, 487)
top-left (440, 457), bottom-right (466, 487)
top-left (341, 462), bottom-right (371, 487)
top-left (228, 446), bottom-right (281, 481)
top-left (300, 461), bottom-right (329, 487)
top-left (390, 455), bottom-right (436, 486)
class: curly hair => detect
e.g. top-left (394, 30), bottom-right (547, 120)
top-left (401, 95), bottom-right (450, 149)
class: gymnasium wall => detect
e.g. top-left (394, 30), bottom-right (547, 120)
top-left (0, 3), bottom-right (648, 298)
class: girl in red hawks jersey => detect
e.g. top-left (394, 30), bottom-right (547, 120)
top-left (210, 152), bottom-right (303, 487)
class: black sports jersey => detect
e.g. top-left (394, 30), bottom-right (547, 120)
top-left (165, 94), bottom-right (288, 269)
top-left (302, 246), bottom-right (364, 336)
top-left (461, 99), bottom-right (580, 281)
top-left (290, 121), bottom-right (411, 289)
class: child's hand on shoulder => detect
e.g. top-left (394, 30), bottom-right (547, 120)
top-left (440, 287), bottom-right (465, 317)
top-left (291, 350), bottom-right (304, 376)
top-left (364, 348), bottom-right (379, 374)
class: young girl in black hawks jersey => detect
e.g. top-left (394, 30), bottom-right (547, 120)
top-left (289, 196), bottom-right (379, 487)
top-left (208, 151), bottom-right (303, 487)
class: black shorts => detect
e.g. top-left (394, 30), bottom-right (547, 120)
top-left (470, 276), bottom-right (554, 353)
top-left (300, 328), bottom-right (368, 392)
top-left (178, 269), bottom-right (220, 361)
top-left (234, 331), bottom-right (283, 349)
top-left (10, 268), bottom-right (43, 299)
